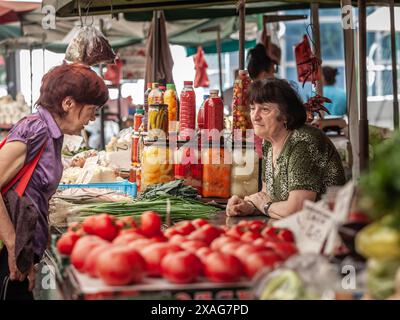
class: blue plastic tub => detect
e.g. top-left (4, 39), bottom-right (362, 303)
top-left (58, 180), bottom-right (137, 198)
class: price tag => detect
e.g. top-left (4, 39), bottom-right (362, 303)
top-left (75, 155), bottom-right (99, 184)
top-left (333, 181), bottom-right (355, 222)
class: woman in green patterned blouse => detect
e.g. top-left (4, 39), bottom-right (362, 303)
top-left (226, 79), bottom-right (346, 219)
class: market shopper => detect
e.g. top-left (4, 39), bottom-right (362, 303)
top-left (322, 66), bottom-right (347, 116)
top-left (0, 63), bottom-right (108, 299)
top-left (226, 79), bottom-right (346, 219)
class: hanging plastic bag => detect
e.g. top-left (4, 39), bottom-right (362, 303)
top-left (65, 25), bottom-right (116, 66)
top-left (294, 35), bottom-right (321, 86)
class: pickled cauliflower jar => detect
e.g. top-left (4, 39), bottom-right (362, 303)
top-left (141, 140), bottom-right (174, 190)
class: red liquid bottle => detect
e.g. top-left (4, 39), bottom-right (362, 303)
top-left (179, 81), bottom-right (196, 141)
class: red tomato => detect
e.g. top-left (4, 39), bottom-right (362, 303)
top-left (141, 243), bottom-right (182, 277)
top-left (225, 225), bottom-right (245, 239)
top-left (169, 234), bottom-right (187, 244)
top-left (261, 226), bottom-right (280, 238)
top-left (252, 238), bottom-right (268, 248)
top-left (240, 231), bottom-right (261, 243)
top-left (180, 240), bottom-right (207, 252)
top-left (164, 228), bottom-right (179, 239)
top-left (248, 220), bottom-right (265, 233)
top-left (70, 236), bottom-right (107, 272)
top-left (118, 228), bottom-right (145, 238)
top-left (203, 252), bottom-right (244, 283)
top-left (265, 241), bottom-right (298, 260)
top-left (277, 229), bottom-right (295, 243)
top-left (161, 251), bottom-right (202, 284)
top-left (234, 244), bottom-right (266, 264)
top-left (195, 247), bottom-right (214, 261)
top-left (82, 214), bottom-right (119, 241)
top-left (219, 241), bottom-right (243, 255)
top-left (56, 232), bottom-right (80, 256)
top-left (96, 246), bottom-right (146, 285)
top-left (116, 216), bottom-right (137, 231)
top-left (126, 239), bottom-right (156, 253)
top-left (174, 221), bottom-right (196, 235)
top-left (150, 234), bottom-right (168, 242)
top-left (188, 224), bottom-right (222, 245)
top-left (83, 244), bottom-right (111, 278)
top-left (191, 218), bottom-right (209, 229)
top-left (243, 251), bottom-right (281, 278)
top-left (67, 222), bottom-right (82, 234)
top-left (210, 236), bottom-right (237, 251)
top-left (140, 211), bottom-right (162, 237)
top-left (113, 233), bottom-right (144, 245)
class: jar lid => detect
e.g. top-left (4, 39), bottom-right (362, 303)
top-left (184, 81), bottom-right (193, 86)
top-left (166, 84), bottom-right (175, 90)
top-left (239, 70), bottom-right (249, 76)
top-left (152, 82), bottom-right (159, 88)
top-left (147, 82), bottom-right (152, 88)
top-left (149, 103), bottom-right (168, 108)
top-left (210, 89), bottom-right (219, 95)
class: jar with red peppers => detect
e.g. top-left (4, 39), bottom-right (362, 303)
top-left (175, 141), bottom-right (202, 193)
top-left (232, 70), bottom-right (252, 137)
top-left (179, 81), bottom-right (196, 141)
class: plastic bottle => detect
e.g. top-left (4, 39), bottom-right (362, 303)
top-left (179, 81), bottom-right (196, 140)
top-left (197, 95), bottom-right (209, 131)
top-left (148, 83), bottom-right (163, 105)
top-left (164, 84), bottom-right (178, 133)
top-left (134, 106), bottom-right (144, 132)
top-left (204, 89), bottom-right (224, 132)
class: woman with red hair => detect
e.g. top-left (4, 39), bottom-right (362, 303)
top-left (0, 63), bottom-right (108, 299)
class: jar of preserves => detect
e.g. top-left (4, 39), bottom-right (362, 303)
top-left (131, 133), bottom-right (140, 164)
top-left (175, 141), bottom-right (202, 193)
top-left (134, 106), bottom-right (144, 132)
top-left (148, 83), bottom-right (163, 105)
top-left (141, 140), bottom-right (174, 190)
top-left (143, 83), bottom-right (152, 132)
top-left (148, 104), bottom-right (168, 140)
top-left (230, 143), bottom-right (259, 198)
top-left (201, 142), bottom-right (231, 198)
top-left (232, 70), bottom-right (252, 137)
top-left (164, 84), bottom-right (178, 133)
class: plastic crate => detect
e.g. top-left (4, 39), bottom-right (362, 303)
top-left (58, 180), bottom-right (137, 198)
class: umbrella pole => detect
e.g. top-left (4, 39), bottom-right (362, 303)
top-left (358, 0), bottom-right (369, 171)
top-left (29, 47), bottom-right (33, 112)
top-left (238, 1), bottom-right (246, 70)
top-left (389, 0), bottom-right (399, 130)
top-left (310, 3), bottom-right (323, 97)
top-left (217, 28), bottom-right (223, 100)
top-left (152, 10), bottom-right (160, 82)
top-left (341, 0), bottom-right (360, 179)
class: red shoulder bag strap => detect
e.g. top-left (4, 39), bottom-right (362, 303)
top-left (1, 137), bottom-right (47, 197)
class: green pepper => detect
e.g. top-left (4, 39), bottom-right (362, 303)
top-left (366, 258), bottom-right (400, 300)
top-left (355, 216), bottom-right (400, 260)
top-left (260, 270), bottom-right (306, 300)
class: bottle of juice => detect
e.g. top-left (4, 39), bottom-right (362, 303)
top-left (143, 83), bottom-right (152, 132)
top-left (164, 84), bottom-right (178, 133)
top-left (197, 95), bottom-right (208, 132)
top-left (148, 83), bottom-right (163, 105)
top-left (204, 89), bottom-right (224, 133)
top-left (179, 81), bottom-right (196, 141)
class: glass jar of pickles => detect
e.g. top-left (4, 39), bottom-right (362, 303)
top-left (175, 141), bottom-right (202, 193)
top-left (201, 142), bottom-right (231, 198)
top-left (148, 104), bottom-right (168, 140)
top-left (230, 143), bottom-right (259, 197)
top-left (141, 140), bottom-right (174, 190)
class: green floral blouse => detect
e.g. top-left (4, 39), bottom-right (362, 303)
top-left (262, 124), bottom-right (346, 202)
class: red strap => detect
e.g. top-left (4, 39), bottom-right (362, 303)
top-left (1, 137), bottom-right (47, 197)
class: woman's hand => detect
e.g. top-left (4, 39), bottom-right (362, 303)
top-left (27, 265), bottom-right (37, 292)
top-left (7, 245), bottom-right (25, 282)
top-left (244, 192), bottom-right (271, 213)
top-left (226, 195), bottom-right (255, 217)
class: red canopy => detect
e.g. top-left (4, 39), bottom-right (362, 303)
top-left (0, 1), bottom-right (40, 24)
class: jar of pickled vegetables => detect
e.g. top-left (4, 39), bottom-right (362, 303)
top-left (141, 140), bottom-right (174, 190)
top-left (148, 104), bottom-right (168, 140)
top-left (175, 141), bottom-right (202, 193)
top-left (230, 143), bottom-right (259, 198)
top-left (201, 142), bottom-right (231, 198)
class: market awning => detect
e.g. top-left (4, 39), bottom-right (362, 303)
top-left (43, 0), bottom-right (400, 17)
top-left (0, 0), bottom-right (39, 24)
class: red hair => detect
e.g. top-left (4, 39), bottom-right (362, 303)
top-left (35, 63), bottom-right (109, 117)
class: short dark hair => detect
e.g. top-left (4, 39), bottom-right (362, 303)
top-left (246, 44), bottom-right (274, 80)
top-left (322, 66), bottom-right (338, 85)
top-left (249, 79), bottom-right (307, 130)
top-left (35, 63), bottom-right (109, 117)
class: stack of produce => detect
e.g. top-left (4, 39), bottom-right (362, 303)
top-left (57, 212), bottom-right (298, 286)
